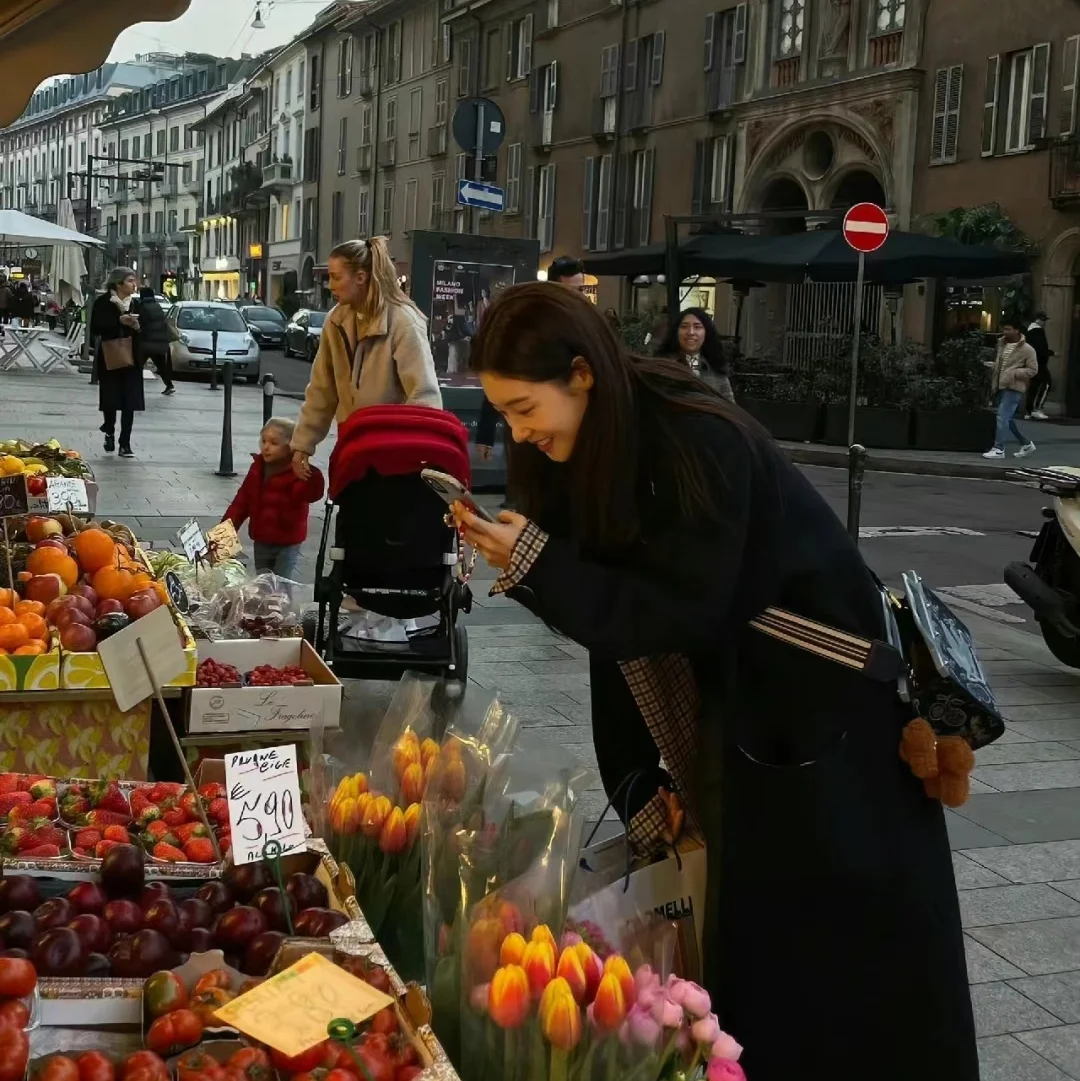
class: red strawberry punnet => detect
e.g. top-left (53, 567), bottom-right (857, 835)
top-left (74, 828), bottom-right (102, 849)
top-left (0, 775), bottom-right (19, 796)
top-left (94, 839), bottom-right (121, 858)
top-left (102, 825), bottom-right (131, 843)
top-left (162, 807), bottom-right (187, 828)
top-left (145, 820), bottom-right (171, 839)
top-left (83, 809), bottom-right (132, 828)
top-left (29, 779), bottom-right (56, 800)
top-left (175, 822), bottom-right (209, 844)
top-left (207, 798), bottom-right (229, 826)
top-left (0, 792), bottom-right (32, 816)
top-left (20, 844), bottom-right (61, 859)
top-left (147, 782), bottom-right (184, 802)
top-left (152, 842), bottom-right (185, 863)
top-left (183, 837), bottom-right (215, 863)
top-left (91, 782), bottom-right (130, 816)
top-left (198, 782), bottom-right (226, 801)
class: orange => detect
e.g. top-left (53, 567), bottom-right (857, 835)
top-left (71, 529), bottom-right (117, 574)
top-left (13, 600), bottom-right (45, 618)
top-left (0, 607), bottom-right (15, 626)
top-left (0, 625), bottom-right (29, 652)
top-left (152, 580), bottom-right (170, 607)
top-left (0, 589), bottom-right (14, 608)
top-left (13, 641), bottom-right (46, 656)
top-left (17, 614), bottom-right (47, 641)
top-left (92, 565), bottom-right (135, 602)
top-left (25, 548), bottom-right (79, 589)
top-left (127, 572), bottom-right (153, 594)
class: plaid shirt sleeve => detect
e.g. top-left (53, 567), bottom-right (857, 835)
top-left (627, 792), bottom-right (672, 858)
top-left (491, 520), bottom-right (550, 596)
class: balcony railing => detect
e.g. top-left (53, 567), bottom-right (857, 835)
top-left (356, 143), bottom-right (373, 172)
top-left (261, 160), bottom-right (293, 188)
top-left (772, 57), bottom-right (800, 88)
top-left (427, 124), bottom-right (448, 156)
top-left (622, 89), bottom-right (654, 133)
top-left (869, 30), bottom-right (903, 67)
top-left (531, 110), bottom-right (554, 150)
top-left (358, 70), bottom-right (374, 97)
top-left (1051, 135), bottom-right (1080, 208)
top-left (591, 95), bottom-right (616, 141)
top-left (183, 173), bottom-right (202, 193)
top-left (706, 66), bottom-right (740, 113)
top-left (382, 138), bottom-right (398, 166)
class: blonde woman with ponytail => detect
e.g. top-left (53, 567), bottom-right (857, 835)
top-left (291, 236), bottom-right (442, 479)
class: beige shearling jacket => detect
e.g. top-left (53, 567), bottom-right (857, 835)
top-left (991, 337), bottom-right (1039, 394)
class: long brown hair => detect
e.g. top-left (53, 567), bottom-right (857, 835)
top-left (468, 283), bottom-right (761, 551)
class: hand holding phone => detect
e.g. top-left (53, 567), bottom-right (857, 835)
top-left (421, 468), bottom-right (495, 522)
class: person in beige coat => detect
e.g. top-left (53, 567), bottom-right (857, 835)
top-left (984, 321), bottom-right (1039, 459)
top-left (291, 236), bottom-right (442, 480)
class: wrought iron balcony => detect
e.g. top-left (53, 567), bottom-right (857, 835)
top-left (706, 66), bottom-right (740, 114)
top-left (622, 89), bottom-right (654, 133)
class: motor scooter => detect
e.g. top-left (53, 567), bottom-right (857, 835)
top-left (1005, 466), bottom-right (1080, 667)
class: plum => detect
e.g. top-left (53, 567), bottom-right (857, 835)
top-left (33, 927), bottom-right (86, 976)
top-left (251, 888), bottom-right (295, 933)
top-left (0, 876), bottom-right (40, 914)
top-left (285, 873), bottom-right (328, 912)
top-left (214, 906), bottom-right (267, 951)
top-left (243, 931), bottom-right (285, 977)
top-left (83, 952), bottom-right (111, 978)
top-left (194, 880), bottom-right (234, 915)
top-left (100, 844), bottom-right (145, 899)
top-left (67, 881), bottom-right (108, 916)
top-left (67, 914), bottom-right (111, 954)
top-left (102, 899), bottom-right (143, 936)
top-left (108, 928), bottom-right (173, 979)
top-left (137, 883), bottom-right (173, 911)
top-left (34, 897), bottom-right (74, 931)
top-left (225, 862), bottom-right (272, 902)
top-left (0, 911), bottom-right (35, 951)
top-left (143, 900), bottom-right (179, 941)
top-left (293, 908), bottom-right (349, 938)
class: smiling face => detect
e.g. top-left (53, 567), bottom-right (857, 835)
top-left (480, 363), bottom-right (594, 462)
top-left (327, 255), bottom-right (369, 307)
top-left (677, 314), bottom-right (706, 355)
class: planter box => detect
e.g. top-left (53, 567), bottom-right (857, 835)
top-left (823, 405), bottom-right (913, 449)
top-left (912, 408), bottom-right (996, 452)
top-left (739, 399), bottom-right (822, 442)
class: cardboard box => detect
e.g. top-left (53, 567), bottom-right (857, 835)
top-left (189, 639), bottom-right (341, 734)
top-left (0, 647), bottom-right (60, 692)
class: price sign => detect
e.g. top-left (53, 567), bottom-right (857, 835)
top-left (163, 571), bottom-right (190, 613)
top-left (224, 744), bottom-right (305, 864)
top-left (45, 476), bottom-right (89, 513)
top-left (177, 519), bottom-right (208, 562)
top-left (0, 475), bottom-right (28, 518)
top-left (213, 952), bottom-right (395, 1056)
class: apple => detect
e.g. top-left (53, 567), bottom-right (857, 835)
top-left (60, 623), bottom-right (97, 653)
top-left (67, 881), bottom-right (108, 916)
top-left (95, 599), bottom-right (125, 618)
top-left (70, 584), bottom-right (99, 608)
top-left (125, 590), bottom-right (161, 621)
top-left (25, 476), bottom-right (47, 498)
top-left (67, 596), bottom-right (95, 619)
top-left (53, 607), bottom-right (92, 631)
top-left (26, 517), bottom-right (62, 543)
top-left (35, 538), bottom-right (68, 553)
top-left (46, 596), bottom-right (79, 621)
top-left (25, 574), bottom-right (66, 605)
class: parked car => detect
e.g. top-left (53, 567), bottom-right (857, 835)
top-left (240, 305), bottom-right (287, 349)
top-left (166, 301), bottom-right (261, 383)
top-left (284, 309), bottom-right (326, 361)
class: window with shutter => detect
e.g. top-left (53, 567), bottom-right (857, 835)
top-left (538, 164), bottom-right (556, 252)
top-left (625, 39), bottom-right (639, 93)
top-left (638, 148), bottom-right (655, 245)
top-left (612, 152), bottom-right (628, 248)
top-left (1027, 42), bottom-right (1050, 142)
top-left (709, 136), bottom-right (730, 206)
top-left (545, 63), bottom-right (559, 111)
top-left (1062, 35), bottom-right (1079, 135)
top-left (943, 65), bottom-right (963, 163)
top-left (583, 157), bottom-right (596, 249)
top-left (650, 32), bottom-right (665, 86)
top-left (524, 165), bottom-right (537, 237)
top-left (691, 140), bottom-right (706, 214)
top-left (521, 15), bottom-right (533, 77)
top-left (733, 3), bottom-right (748, 63)
top-left (442, 25), bottom-right (452, 64)
top-left (704, 14), bottom-right (716, 72)
top-left (981, 54), bottom-right (1000, 156)
top-left (529, 68), bottom-right (541, 113)
top-left (930, 67), bottom-right (949, 163)
top-left (596, 154), bottom-right (612, 250)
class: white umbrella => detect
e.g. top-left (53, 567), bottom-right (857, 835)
top-left (0, 209), bottom-right (103, 247)
top-left (49, 199), bottom-right (88, 307)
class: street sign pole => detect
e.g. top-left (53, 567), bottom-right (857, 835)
top-left (846, 249), bottom-right (865, 449)
top-left (472, 102), bottom-right (485, 236)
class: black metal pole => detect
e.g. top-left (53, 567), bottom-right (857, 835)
top-left (846, 443), bottom-right (867, 545)
top-left (262, 371), bottom-right (275, 424)
top-left (215, 361), bottom-right (236, 477)
top-left (209, 328), bottom-right (219, 391)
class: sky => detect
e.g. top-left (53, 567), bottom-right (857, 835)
top-left (106, 0), bottom-right (333, 64)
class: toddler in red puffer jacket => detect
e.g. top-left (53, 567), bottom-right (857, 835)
top-left (223, 417), bottom-right (325, 580)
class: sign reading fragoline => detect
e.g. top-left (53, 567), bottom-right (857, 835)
top-left (842, 202), bottom-right (890, 254)
top-left (224, 744), bottom-right (305, 864)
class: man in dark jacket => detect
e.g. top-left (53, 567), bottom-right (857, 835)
top-left (1025, 311), bottom-right (1052, 419)
top-left (133, 287), bottom-right (175, 395)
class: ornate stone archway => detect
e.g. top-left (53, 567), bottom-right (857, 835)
top-left (1040, 228), bottom-right (1080, 403)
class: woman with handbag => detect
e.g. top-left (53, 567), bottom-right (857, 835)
top-left (91, 267), bottom-right (144, 457)
top-left (451, 283), bottom-right (977, 1081)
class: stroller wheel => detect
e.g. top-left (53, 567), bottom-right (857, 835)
top-left (447, 624), bottom-right (469, 687)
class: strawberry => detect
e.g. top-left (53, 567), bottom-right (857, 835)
top-left (148, 782), bottom-right (183, 802)
top-left (72, 846), bottom-right (93, 859)
top-left (28, 779), bottom-right (56, 800)
top-left (129, 789), bottom-right (151, 816)
top-left (21, 843), bottom-right (60, 858)
top-left (26, 825), bottom-right (64, 849)
top-left (83, 809), bottom-right (131, 828)
top-left (0, 792), bottom-right (32, 816)
top-left (0, 775), bottom-right (20, 796)
top-left (162, 806), bottom-right (187, 828)
top-left (21, 775), bottom-right (48, 792)
top-left (136, 806), bottom-right (162, 826)
top-left (92, 782), bottom-right (129, 816)
top-left (0, 828), bottom-right (28, 854)
top-left (152, 842), bottom-right (185, 863)
top-left (13, 797), bottom-right (57, 821)
top-left (175, 822), bottom-right (209, 844)
top-left (207, 798), bottom-right (229, 826)
top-left (183, 837), bottom-right (215, 863)
top-left (94, 839), bottom-right (121, 858)
top-left (145, 819), bottom-right (171, 838)
top-left (179, 791), bottom-right (200, 820)
top-left (74, 828), bottom-right (102, 848)
top-left (198, 782), bottom-right (226, 801)
top-left (102, 825), bottom-right (131, 843)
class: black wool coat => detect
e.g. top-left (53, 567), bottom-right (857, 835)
top-left (507, 407), bottom-right (978, 1081)
top-left (132, 297), bottom-right (171, 358)
top-left (91, 293), bottom-right (145, 414)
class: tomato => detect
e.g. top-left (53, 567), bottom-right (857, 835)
top-left (0, 1024), bottom-right (28, 1081)
top-left (360, 966), bottom-right (391, 996)
top-left (351, 1045), bottom-right (393, 1081)
top-left (144, 970), bottom-right (188, 1018)
top-left (269, 1042), bottom-right (328, 1075)
top-left (121, 1053), bottom-right (167, 1081)
top-left (175, 1051), bottom-right (223, 1081)
top-left (146, 1009), bottom-right (204, 1057)
top-left (225, 1049), bottom-right (269, 1078)
top-left (290, 1073), bottom-right (321, 1081)
top-left (0, 959), bottom-right (37, 999)
top-left (0, 1001), bottom-right (29, 1030)
top-left (360, 1035), bottom-right (388, 1055)
top-left (369, 1009), bottom-right (398, 1036)
top-left (190, 987), bottom-right (234, 1026)
top-left (76, 1052), bottom-right (116, 1081)
top-left (324, 1069), bottom-right (356, 1081)
top-left (37, 1056), bottom-right (80, 1081)
top-left (192, 969), bottom-right (233, 996)
top-left (390, 1040), bottom-right (418, 1071)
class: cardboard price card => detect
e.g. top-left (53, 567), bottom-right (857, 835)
top-left (45, 476), bottom-right (89, 513)
top-left (206, 519), bottom-right (242, 561)
top-left (213, 952), bottom-right (395, 1057)
top-left (224, 744), bottom-right (306, 864)
top-left (177, 519), bottom-right (209, 562)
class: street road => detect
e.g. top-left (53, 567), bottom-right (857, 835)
top-left (259, 347), bottom-right (311, 397)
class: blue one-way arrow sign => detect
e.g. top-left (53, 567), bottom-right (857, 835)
top-left (457, 179), bottom-right (505, 212)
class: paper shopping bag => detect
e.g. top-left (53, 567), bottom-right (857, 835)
top-left (569, 832), bottom-right (707, 982)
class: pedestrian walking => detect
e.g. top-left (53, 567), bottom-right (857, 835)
top-left (1025, 310), bottom-right (1052, 419)
top-left (224, 418), bottom-right (325, 580)
top-left (657, 306), bottom-right (735, 402)
top-left (452, 282), bottom-right (978, 1081)
top-left (0, 276), bottom-right (13, 326)
top-left (132, 286), bottom-right (175, 395)
top-left (984, 320), bottom-right (1039, 459)
top-left (91, 267), bottom-right (145, 458)
top-left (290, 236), bottom-right (441, 481)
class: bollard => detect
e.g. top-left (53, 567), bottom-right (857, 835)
top-left (262, 372), bottom-right (275, 424)
top-left (215, 361), bottom-right (237, 477)
top-left (846, 443), bottom-right (868, 545)
top-left (209, 329), bottom-right (219, 391)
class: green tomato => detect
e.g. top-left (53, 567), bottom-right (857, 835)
top-left (143, 969), bottom-right (188, 1018)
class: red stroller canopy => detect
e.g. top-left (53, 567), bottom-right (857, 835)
top-left (328, 405), bottom-right (473, 500)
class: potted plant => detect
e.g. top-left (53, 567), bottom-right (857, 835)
top-left (821, 337), bottom-right (916, 449)
top-left (732, 366), bottom-right (824, 442)
top-left (911, 332), bottom-right (996, 451)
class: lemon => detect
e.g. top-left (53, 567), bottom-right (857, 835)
top-left (0, 456), bottom-right (24, 476)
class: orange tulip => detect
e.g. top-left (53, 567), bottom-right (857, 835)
top-left (521, 939), bottom-right (555, 999)
top-left (466, 917), bottom-right (504, 984)
top-left (488, 964), bottom-right (530, 1029)
top-left (423, 755), bottom-right (439, 790)
top-left (556, 944), bottom-right (588, 1004)
top-left (441, 757), bottom-right (466, 800)
top-left (499, 931), bottom-right (527, 967)
top-left (400, 761), bottom-right (425, 806)
top-left (402, 802), bottom-right (422, 847)
top-left (531, 924), bottom-right (558, 958)
top-left (349, 791), bottom-right (372, 832)
top-left (539, 977), bottom-right (582, 1051)
top-left (378, 806), bottom-right (408, 854)
top-left (330, 795), bottom-right (354, 833)
top-left (420, 737), bottom-right (440, 769)
top-left (392, 731), bottom-right (421, 778)
top-left (573, 943), bottom-right (603, 1004)
top-left (494, 900), bottom-right (525, 938)
top-left (591, 972), bottom-right (627, 1032)
top-left (603, 954), bottom-right (635, 1007)
top-left (360, 794), bottom-right (392, 838)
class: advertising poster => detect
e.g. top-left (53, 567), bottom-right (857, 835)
top-left (429, 260), bottom-right (515, 377)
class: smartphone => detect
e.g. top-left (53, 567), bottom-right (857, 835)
top-left (421, 468), bottom-right (496, 522)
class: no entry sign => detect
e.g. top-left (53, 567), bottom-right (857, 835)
top-left (842, 202), bottom-right (889, 254)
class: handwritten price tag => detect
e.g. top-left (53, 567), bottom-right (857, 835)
top-left (0, 475), bottom-right (28, 518)
top-left (213, 952), bottom-right (395, 1057)
top-left (224, 744), bottom-right (305, 864)
top-left (177, 519), bottom-right (208, 562)
top-left (44, 477), bottom-right (89, 513)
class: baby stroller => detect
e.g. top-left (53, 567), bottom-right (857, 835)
top-left (311, 405), bottom-right (473, 686)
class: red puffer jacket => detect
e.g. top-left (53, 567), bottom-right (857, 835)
top-left (224, 455), bottom-right (325, 547)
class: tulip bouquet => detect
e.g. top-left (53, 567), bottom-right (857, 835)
top-left (461, 915), bottom-right (745, 1081)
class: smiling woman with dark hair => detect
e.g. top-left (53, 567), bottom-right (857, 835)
top-left (451, 282), bottom-right (977, 1081)
top-left (657, 306), bottom-right (733, 401)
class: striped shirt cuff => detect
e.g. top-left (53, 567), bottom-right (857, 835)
top-left (491, 520), bottom-right (550, 596)
top-left (627, 793), bottom-right (670, 860)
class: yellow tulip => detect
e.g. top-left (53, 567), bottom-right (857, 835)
top-left (420, 737), bottom-right (440, 770)
top-left (539, 977), bottom-right (582, 1051)
top-left (402, 802), bottom-right (422, 847)
top-left (400, 761), bottom-right (425, 806)
top-left (556, 944), bottom-right (588, 1004)
top-left (499, 931), bottom-right (527, 967)
top-left (488, 964), bottom-right (530, 1029)
top-left (360, 793), bottom-right (392, 838)
top-left (378, 806), bottom-right (408, 854)
top-left (531, 923), bottom-right (558, 958)
top-left (392, 731), bottom-right (421, 778)
top-left (591, 972), bottom-right (627, 1032)
top-left (573, 942), bottom-right (604, 1004)
top-left (441, 757), bottom-right (466, 800)
top-left (603, 954), bottom-right (636, 1007)
top-left (330, 795), bottom-right (355, 834)
top-left (521, 939), bottom-right (555, 999)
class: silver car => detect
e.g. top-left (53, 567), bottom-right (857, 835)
top-left (167, 302), bottom-right (261, 383)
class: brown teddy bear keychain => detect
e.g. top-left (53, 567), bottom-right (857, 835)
top-left (899, 718), bottom-right (976, 807)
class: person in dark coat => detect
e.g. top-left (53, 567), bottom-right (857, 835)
top-left (1025, 311), bottom-right (1052, 418)
top-left (91, 267), bottom-right (145, 458)
top-left (657, 306), bottom-right (734, 402)
top-left (133, 286), bottom-right (174, 395)
top-left (451, 283), bottom-right (978, 1081)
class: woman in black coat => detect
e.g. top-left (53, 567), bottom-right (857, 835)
top-left (451, 283), bottom-right (977, 1081)
top-left (133, 287), bottom-right (174, 395)
top-left (91, 267), bottom-right (145, 458)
